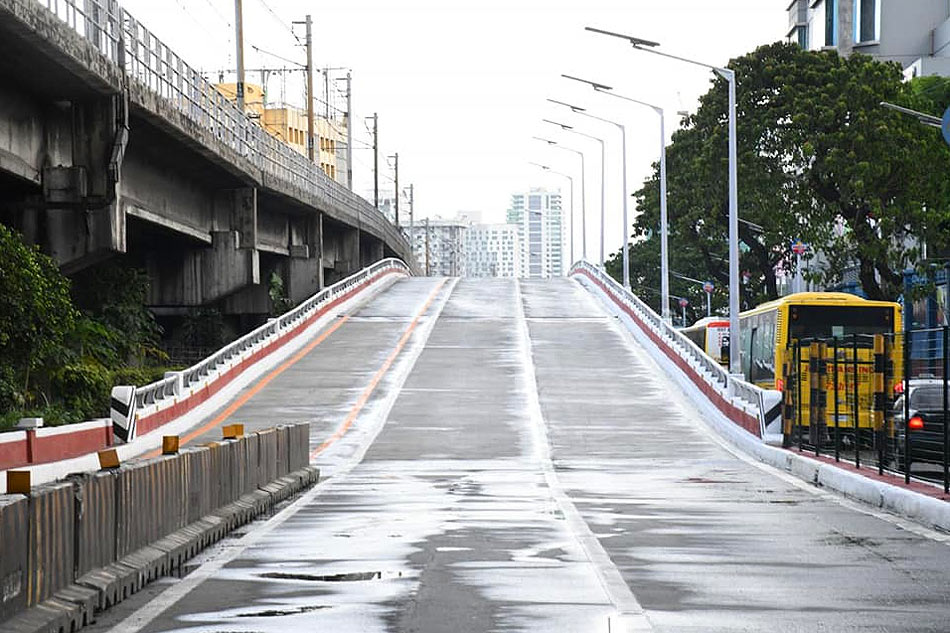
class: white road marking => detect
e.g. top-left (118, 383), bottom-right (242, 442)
top-left (106, 278), bottom-right (457, 633)
top-left (595, 287), bottom-right (950, 546)
top-left (513, 280), bottom-right (655, 633)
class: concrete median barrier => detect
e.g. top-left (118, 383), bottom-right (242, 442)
top-left (0, 422), bottom-right (317, 633)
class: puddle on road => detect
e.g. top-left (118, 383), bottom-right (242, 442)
top-left (235, 604), bottom-right (329, 618)
top-left (258, 570), bottom-right (409, 582)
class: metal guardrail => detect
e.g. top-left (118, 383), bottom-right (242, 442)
top-left (33, 0), bottom-right (398, 241)
top-left (570, 260), bottom-right (776, 436)
top-left (132, 258), bottom-right (410, 412)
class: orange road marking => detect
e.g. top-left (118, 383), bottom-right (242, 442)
top-left (310, 279), bottom-right (447, 459)
top-left (159, 315), bottom-right (351, 452)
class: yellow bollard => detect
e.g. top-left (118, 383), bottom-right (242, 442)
top-left (6, 470), bottom-right (30, 494)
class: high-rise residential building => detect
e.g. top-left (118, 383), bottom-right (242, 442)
top-left (465, 223), bottom-right (521, 278)
top-left (786, 0), bottom-right (950, 77)
top-left (409, 217), bottom-right (468, 277)
top-left (506, 188), bottom-right (563, 278)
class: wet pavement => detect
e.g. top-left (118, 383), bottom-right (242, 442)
top-left (99, 277), bottom-right (950, 633)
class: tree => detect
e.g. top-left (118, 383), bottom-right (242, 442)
top-left (619, 42), bottom-right (950, 309)
top-left (0, 225), bottom-right (77, 403)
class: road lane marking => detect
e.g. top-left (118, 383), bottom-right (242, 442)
top-left (310, 277), bottom-right (449, 459)
top-left (171, 315), bottom-right (352, 449)
top-left (593, 284), bottom-right (950, 546)
top-left (105, 278), bottom-right (456, 633)
top-left (513, 279), bottom-right (655, 633)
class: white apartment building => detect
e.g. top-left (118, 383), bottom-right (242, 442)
top-left (506, 189), bottom-right (564, 278)
top-left (787, 0), bottom-right (950, 77)
top-left (464, 223), bottom-right (521, 278)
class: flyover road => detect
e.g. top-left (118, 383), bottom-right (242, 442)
top-left (95, 277), bottom-right (950, 633)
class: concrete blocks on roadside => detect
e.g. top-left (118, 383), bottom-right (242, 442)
top-left (0, 423), bottom-right (316, 632)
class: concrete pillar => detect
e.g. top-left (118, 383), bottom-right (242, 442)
top-left (838, 0), bottom-right (854, 55)
top-left (42, 95), bottom-right (128, 273)
top-left (201, 230), bottom-right (260, 302)
top-left (287, 212), bottom-right (323, 303)
top-left (361, 235), bottom-right (384, 268)
top-left (338, 226), bottom-right (360, 279)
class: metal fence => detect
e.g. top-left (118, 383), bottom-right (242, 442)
top-left (33, 0), bottom-right (392, 234)
top-left (785, 328), bottom-right (950, 492)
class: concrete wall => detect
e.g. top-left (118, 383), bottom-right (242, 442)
top-left (0, 423), bottom-right (314, 629)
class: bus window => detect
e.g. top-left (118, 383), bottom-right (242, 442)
top-left (789, 305), bottom-right (894, 339)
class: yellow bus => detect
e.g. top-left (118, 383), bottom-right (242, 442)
top-left (738, 292), bottom-right (902, 431)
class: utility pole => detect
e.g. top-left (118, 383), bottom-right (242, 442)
top-left (345, 71), bottom-right (353, 189)
top-left (234, 0), bottom-right (246, 111)
top-left (372, 113), bottom-right (379, 211)
top-left (324, 67), bottom-right (330, 119)
top-left (408, 183), bottom-right (414, 241)
top-left (393, 152), bottom-right (400, 228)
top-left (425, 218), bottom-right (431, 276)
top-left (304, 15), bottom-right (315, 163)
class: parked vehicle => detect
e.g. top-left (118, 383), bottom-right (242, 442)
top-left (893, 379), bottom-right (949, 472)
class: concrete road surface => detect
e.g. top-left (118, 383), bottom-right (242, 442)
top-left (94, 277), bottom-right (950, 633)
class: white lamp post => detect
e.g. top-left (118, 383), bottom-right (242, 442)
top-left (530, 161), bottom-right (576, 267)
top-left (533, 137), bottom-right (587, 262)
top-left (586, 27), bottom-right (741, 375)
top-left (543, 119), bottom-right (607, 268)
top-left (547, 98), bottom-right (630, 289)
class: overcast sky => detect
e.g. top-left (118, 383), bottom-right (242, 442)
top-left (121, 0), bottom-right (786, 259)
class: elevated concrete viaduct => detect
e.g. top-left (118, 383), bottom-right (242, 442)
top-left (0, 0), bottom-right (411, 327)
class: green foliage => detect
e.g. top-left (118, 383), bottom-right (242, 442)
top-left (51, 362), bottom-right (113, 420)
top-left (268, 271), bottom-right (292, 316)
top-left (0, 228), bottom-right (175, 427)
top-left (622, 42), bottom-right (950, 312)
top-left (71, 263), bottom-right (164, 365)
top-left (0, 224), bottom-right (78, 402)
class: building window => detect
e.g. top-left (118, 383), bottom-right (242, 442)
top-left (824, 0), bottom-right (837, 46)
top-left (797, 25), bottom-right (808, 49)
top-left (854, 0), bottom-right (878, 43)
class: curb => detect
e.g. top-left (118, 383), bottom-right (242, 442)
top-left (0, 466), bottom-right (319, 633)
top-left (578, 276), bottom-right (950, 534)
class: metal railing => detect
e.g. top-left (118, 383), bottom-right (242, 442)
top-left (33, 0), bottom-right (398, 242)
top-left (133, 258), bottom-right (410, 412)
top-left (786, 329), bottom-right (950, 492)
top-left (569, 261), bottom-right (774, 436)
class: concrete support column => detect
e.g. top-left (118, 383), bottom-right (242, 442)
top-left (202, 230), bottom-right (260, 302)
top-left (42, 95), bottom-right (128, 273)
top-left (287, 212), bottom-right (324, 303)
top-left (361, 235), bottom-right (384, 268)
top-left (339, 227), bottom-right (360, 279)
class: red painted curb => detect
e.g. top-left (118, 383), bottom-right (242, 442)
top-left (574, 269), bottom-right (760, 438)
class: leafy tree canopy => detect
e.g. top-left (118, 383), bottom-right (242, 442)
top-left (622, 42), bottom-right (950, 312)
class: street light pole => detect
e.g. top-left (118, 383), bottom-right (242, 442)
top-left (586, 27), bottom-right (741, 374)
top-left (534, 137), bottom-right (587, 262)
top-left (542, 119), bottom-right (605, 267)
top-left (547, 98), bottom-right (629, 289)
top-left (530, 162), bottom-right (575, 270)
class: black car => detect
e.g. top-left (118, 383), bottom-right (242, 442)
top-left (894, 380), bottom-right (950, 472)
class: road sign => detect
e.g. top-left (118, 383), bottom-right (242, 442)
top-left (679, 298), bottom-right (689, 308)
top-left (942, 106), bottom-right (950, 147)
top-left (702, 281), bottom-right (714, 294)
top-left (791, 239), bottom-right (807, 256)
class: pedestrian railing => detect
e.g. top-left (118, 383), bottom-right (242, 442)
top-left (116, 259), bottom-right (411, 440)
top-left (570, 261), bottom-right (781, 439)
top-left (33, 0), bottom-right (396, 241)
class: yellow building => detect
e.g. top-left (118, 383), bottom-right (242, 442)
top-left (215, 82), bottom-right (348, 185)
